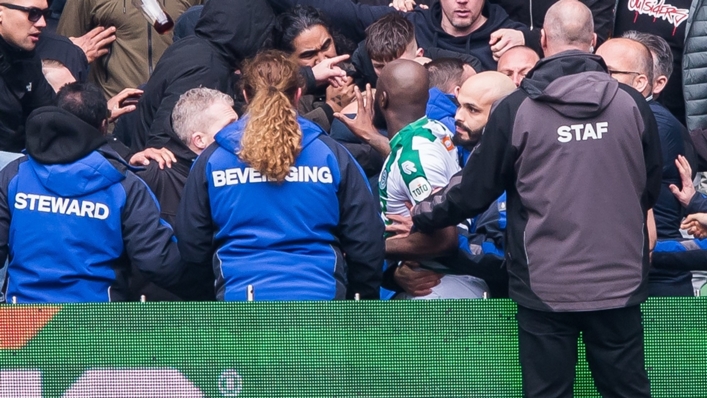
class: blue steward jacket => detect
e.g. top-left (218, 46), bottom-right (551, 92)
top-left (176, 116), bottom-right (384, 301)
top-left (0, 107), bottom-right (182, 303)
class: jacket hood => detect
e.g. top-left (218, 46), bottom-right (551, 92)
top-left (25, 107), bottom-right (107, 164)
top-left (194, 0), bottom-right (275, 65)
top-left (27, 148), bottom-right (126, 197)
top-left (426, 88), bottom-right (457, 121)
top-left (521, 50), bottom-right (618, 118)
top-left (215, 115), bottom-right (324, 154)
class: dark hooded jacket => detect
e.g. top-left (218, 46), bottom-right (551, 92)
top-left (0, 107), bottom-right (182, 303)
top-left (132, 0), bottom-right (275, 156)
top-left (488, 0), bottom-right (615, 50)
top-left (266, 0), bottom-right (527, 71)
top-left (412, 50), bottom-right (663, 312)
top-left (0, 36), bottom-right (56, 152)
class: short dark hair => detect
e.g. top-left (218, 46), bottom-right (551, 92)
top-left (365, 13), bottom-right (415, 63)
top-left (55, 82), bottom-right (108, 129)
top-left (426, 57), bottom-right (466, 92)
top-left (621, 31), bottom-right (673, 80)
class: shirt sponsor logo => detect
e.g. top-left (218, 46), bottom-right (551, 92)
top-left (627, 0), bottom-right (689, 34)
top-left (442, 136), bottom-right (455, 151)
top-left (408, 177), bottom-right (432, 202)
top-left (14, 193), bottom-right (110, 220)
top-left (557, 122), bottom-right (608, 143)
top-left (212, 166), bottom-right (333, 187)
top-left (401, 161), bottom-right (417, 175)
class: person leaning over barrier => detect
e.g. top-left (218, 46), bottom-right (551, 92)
top-left (0, 82), bottom-right (183, 303)
top-left (176, 50), bottom-right (384, 301)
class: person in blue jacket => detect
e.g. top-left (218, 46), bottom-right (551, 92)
top-left (176, 50), bottom-right (384, 301)
top-left (0, 82), bottom-right (183, 303)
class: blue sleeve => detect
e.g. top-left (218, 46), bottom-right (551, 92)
top-left (121, 172), bottom-right (183, 289)
top-left (320, 135), bottom-right (384, 299)
top-left (266, 0), bottom-right (394, 43)
top-left (0, 158), bottom-right (23, 302)
top-left (652, 247), bottom-right (707, 271)
top-left (686, 193), bottom-right (707, 214)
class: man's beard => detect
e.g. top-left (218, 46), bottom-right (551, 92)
top-left (454, 121), bottom-right (483, 150)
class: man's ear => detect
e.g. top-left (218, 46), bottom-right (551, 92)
top-left (454, 86), bottom-right (461, 97)
top-left (191, 132), bottom-right (208, 150)
top-left (590, 33), bottom-right (597, 53)
top-left (635, 74), bottom-right (650, 94)
top-left (242, 89), bottom-right (249, 104)
top-left (540, 29), bottom-right (547, 52)
top-left (653, 75), bottom-right (668, 96)
top-left (416, 47), bottom-right (424, 57)
top-left (379, 91), bottom-right (388, 110)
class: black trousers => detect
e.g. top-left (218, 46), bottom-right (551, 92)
top-left (516, 305), bottom-right (651, 398)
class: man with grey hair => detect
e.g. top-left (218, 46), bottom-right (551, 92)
top-left (139, 87), bottom-right (238, 228)
top-left (411, 0), bottom-right (661, 396)
top-left (595, 38), bottom-right (654, 99)
top-left (171, 87), bottom-right (238, 157)
top-left (130, 87), bottom-right (237, 302)
top-left (621, 31), bottom-right (673, 99)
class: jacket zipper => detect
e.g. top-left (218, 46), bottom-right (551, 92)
top-left (147, 22), bottom-right (153, 75)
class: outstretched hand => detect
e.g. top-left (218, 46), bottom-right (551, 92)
top-left (129, 147), bottom-right (177, 169)
top-left (107, 88), bottom-right (143, 122)
top-left (489, 29), bottom-right (525, 61)
top-left (681, 213), bottom-right (707, 239)
top-left (334, 84), bottom-right (391, 156)
top-left (311, 54), bottom-right (350, 88)
top-left (69, 26), bottom-right (117, 64)
top-left (668, 155), bottom-right (695, 207)
top-left (389, 0), bottom-right (428, 11)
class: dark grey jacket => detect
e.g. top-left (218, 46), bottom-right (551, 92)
top-left (413, 51), bottom-right (663, 312)
top-left (684, 0), bottom-right (707, 131)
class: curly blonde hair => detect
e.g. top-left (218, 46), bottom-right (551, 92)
top-left (239, 50), bottom-right (304, 182)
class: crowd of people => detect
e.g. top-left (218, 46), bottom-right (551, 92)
top-left (2, 0), bottom-right (707, 394)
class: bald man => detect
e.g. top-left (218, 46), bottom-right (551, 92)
top-left (598, 38), bottom-right (695, 298)
top-left (454, 71), bottom-right (516, 156)
top-left (412, 1), bottom-right (661, 396)
top-left (497, 46), bottom-right (540, 87)
top-left (596, 38), bottom-right (653, 97)
top-left (377, 60), bottom-right (490, 300)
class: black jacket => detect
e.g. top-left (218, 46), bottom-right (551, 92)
top-left (266, 0), bottom-right (527, 70)
top-left (0, 36), bottom-right (55, 152)
top-left (133, 0), bottom-right (275, 154)
top-left (489, 0), bottom-right (615, 50)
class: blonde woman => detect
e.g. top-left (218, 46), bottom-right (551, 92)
top-left (176, 50), bottom-right (383, 301)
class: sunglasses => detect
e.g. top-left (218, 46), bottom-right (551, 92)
top-left (0, 3), bottom-right (51, 23)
